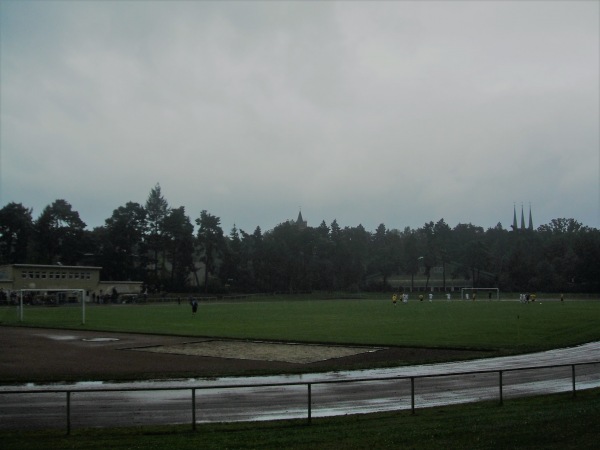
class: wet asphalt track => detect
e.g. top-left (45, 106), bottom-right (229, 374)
top-left (1, 341), bottom-right (599, 430)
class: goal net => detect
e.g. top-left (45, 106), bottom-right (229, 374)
top-left (18, 289), bottom-right (87, 324)
top-left (460, 287), bottom-right (499, 300)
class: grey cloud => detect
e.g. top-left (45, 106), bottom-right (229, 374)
top-left (1, 1), bottom-right (598, 232)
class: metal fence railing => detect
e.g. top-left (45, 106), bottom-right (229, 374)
top-left (1, 361), bottom-right (598, 434)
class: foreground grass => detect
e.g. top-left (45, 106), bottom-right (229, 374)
top-left (2, 389), bottom-right (599, 450)
top-left (2, 296), bottom-right (599, 353)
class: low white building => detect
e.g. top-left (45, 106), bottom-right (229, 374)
top-left (0, 264), bottom-right (143, 301)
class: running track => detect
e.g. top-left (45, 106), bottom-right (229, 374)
top-left (1, 341), bottom-right (599, 429)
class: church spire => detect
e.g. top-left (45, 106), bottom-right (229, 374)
top-left (296, 209), bottom-right (307, 230)
top-left (528, 203), bottom-right (533, 231)
top-left (520, 204), bottom-right (525, 230)
top-left (512, 204), bottom-right (518, 231)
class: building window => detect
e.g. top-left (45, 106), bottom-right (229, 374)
top-left (21, 272), bottom-right (27, 279)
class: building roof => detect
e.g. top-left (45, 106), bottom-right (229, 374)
top-left (3, 264), bottom-right (102, 270)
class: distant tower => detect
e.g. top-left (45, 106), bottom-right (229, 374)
top-left (296, 209), bottom-right (307, 230)
top-left (512, 203), bottom-right (533, 232)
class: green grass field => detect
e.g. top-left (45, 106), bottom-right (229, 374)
top-left (2, 294), bottom-right (599, 354)
top-left (2, 294), bottom-right (600, 449)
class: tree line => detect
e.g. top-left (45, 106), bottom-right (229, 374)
top-left (1, 184), bottom-right (598, 293)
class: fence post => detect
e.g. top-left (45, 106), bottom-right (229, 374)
top-left (498, 371), bottom-right (503, 406)
top-left (410, 377), bottom-right (415, 415)
top-left (571, 365), bottom-right (576, 397)
top-left (192, 388), bottom-right (196, 431)
top-left (307, 383), bottom-right (312, 424)
top-left (66, 391), bottom-right (71, 435)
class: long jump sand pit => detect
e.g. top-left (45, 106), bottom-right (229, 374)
top-left (0, 327), bottom-right (491, 382)
top-left (132, 340), bottom-right (385, 364)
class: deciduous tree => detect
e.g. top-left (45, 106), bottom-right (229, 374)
top-left (34, 199), bottom-right (86, 265)
top-left (0, 202), bottom-right (33, 264)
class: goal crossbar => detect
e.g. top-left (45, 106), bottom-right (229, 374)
top-left (460, 287), bottom-right (499, 300)
top-left (18, 289), bottom-right (87, 324)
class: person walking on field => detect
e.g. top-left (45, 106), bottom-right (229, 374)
top-left (190, 298), bottom-right (198, 314)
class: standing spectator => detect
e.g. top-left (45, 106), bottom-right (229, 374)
top-left (190, 297), bottom-right (198, 314)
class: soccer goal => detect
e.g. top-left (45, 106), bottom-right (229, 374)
top-left (460, 287), bottom-right (499, 300)
top-left (18, 289), bottom-right (87, 324)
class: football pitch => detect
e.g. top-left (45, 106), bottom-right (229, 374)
top-left (2, 295), bottom-right (599, 354)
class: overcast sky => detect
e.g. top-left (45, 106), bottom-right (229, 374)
top-left (1, 1), bottom-right (598, 234)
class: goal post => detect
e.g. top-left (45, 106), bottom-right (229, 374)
top-left (18, 289), bottom-right (87, 324)
top-left (460, 287), bottom-right (499, 300)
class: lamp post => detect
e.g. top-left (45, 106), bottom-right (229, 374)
top-left (417, 256), bottom-right (424, 292)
